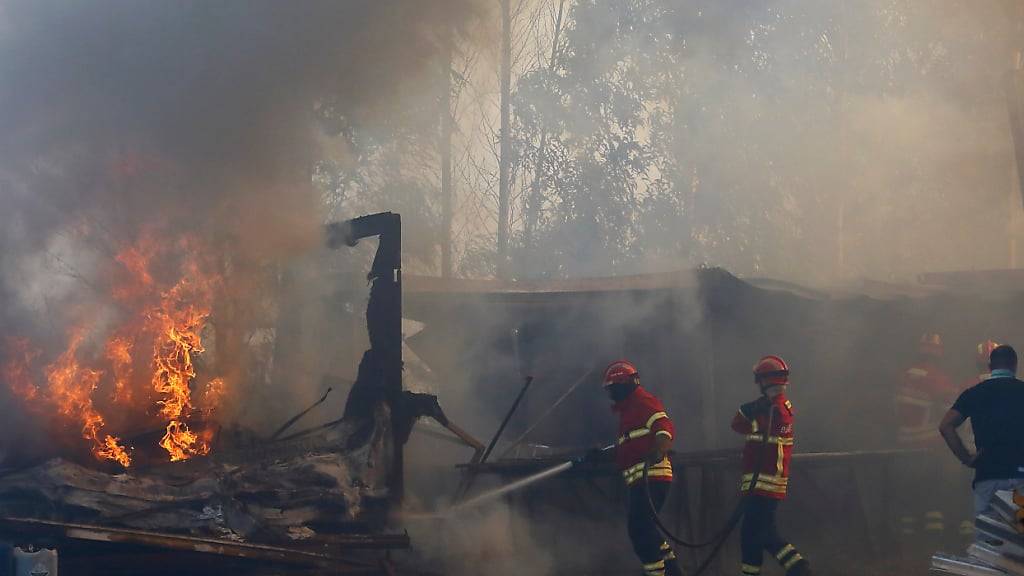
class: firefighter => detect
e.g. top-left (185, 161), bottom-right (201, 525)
top-left (731, 355), bottom-right (811, 576)
top-left (893, 333), bottom-right (959, 541)
top-left (604, 360), bottom-right (682, 576)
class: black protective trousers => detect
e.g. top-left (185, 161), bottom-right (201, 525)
top-left (740, 496), bottom-right (807, 575)
top-left (627, 481), bottom-right (678, 576)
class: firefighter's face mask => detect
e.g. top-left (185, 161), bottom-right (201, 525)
top-left (606, 381), bottom-right (637, 402)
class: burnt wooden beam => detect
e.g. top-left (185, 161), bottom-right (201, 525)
top-left (326, 213), bottom-right (404, 505)
top-left (0, 516), bottom-right (407, 563)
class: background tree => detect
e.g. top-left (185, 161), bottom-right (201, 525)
top-left (316, 0), bottom-right (1024, 285)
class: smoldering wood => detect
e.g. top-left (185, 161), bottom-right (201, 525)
top-left (0, 408), bottom-right (394, 543)
top-left (1, 516), bottom-right (407, 576)
top-left (0, 213), bottom-right (413, 575)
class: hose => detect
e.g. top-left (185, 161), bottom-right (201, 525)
top-left (640, 399), bottom-right (775, 575)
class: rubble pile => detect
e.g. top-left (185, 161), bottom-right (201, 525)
top-left (0, 410), bottom-right (393, 544)
top-left (933, 491), bottom-right (1024, 576)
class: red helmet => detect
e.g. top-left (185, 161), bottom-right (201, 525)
top-left (603, 360), bottom-right (639, 387)
top-left (977, 339), bottom-right (1001, 370)
top-left (919, 333), bottom-right (944, 358)
top-left (753, 355), bottom-right (790, 386)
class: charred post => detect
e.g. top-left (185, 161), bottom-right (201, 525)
top-left (326, 212), bottom-right (405, 504)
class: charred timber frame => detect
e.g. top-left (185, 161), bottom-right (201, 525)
top-left (326, 212), bottom-right (404, 504)
top-left (0, 516), bottom-right (407, 572)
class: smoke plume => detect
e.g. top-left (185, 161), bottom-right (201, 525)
top-left (0, 0), bottom-right (485, 458)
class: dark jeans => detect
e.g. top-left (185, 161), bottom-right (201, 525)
top-left (627, 481), bottom-right (674, 572)
top-left (741, 496), bottom-right (806, 574)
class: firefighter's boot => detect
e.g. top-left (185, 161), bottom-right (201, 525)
top-left (641, 559), bottom-right (666, 576)
top-left (775, 544), bottom-right (809, 576)
top-left (785, 558), bottom-right (812, 576)
top-left (660, 542), bottom-right (682, 576)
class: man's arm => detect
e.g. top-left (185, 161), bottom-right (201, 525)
top-left (731, 410), bottom-right (752, 434)
top-left (939, 409), bottom-right (976, 467)
top-left (648, 433), bottom-right (672, 463)
top-left (648, 411), bottom-right (674, 462)
top-left (731, 397), bottom-right (769, 434)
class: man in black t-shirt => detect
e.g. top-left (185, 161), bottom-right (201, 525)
top-left (940, 345), bottom-right (1024, 516)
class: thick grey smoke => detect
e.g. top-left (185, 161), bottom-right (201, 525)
top-left (0, 0), bottom-right (485, 456)
top-left (0, 0), bottom-right (482, 261)
top-left (496, 0), bottom-right (1024, 285)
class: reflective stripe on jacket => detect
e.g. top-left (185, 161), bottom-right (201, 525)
top-left (896, 363), bottom-right (956, 447)
top-left (613, 386), bottom-right (675, 485)
top-left (731, 395), bottom-right (794, 499)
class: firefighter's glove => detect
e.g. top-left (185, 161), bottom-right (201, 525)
top-left (740, 396), bottom-right (771, 420)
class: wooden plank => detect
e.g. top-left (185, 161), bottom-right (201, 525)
top-left (0, 516), bottom-right (407, 563)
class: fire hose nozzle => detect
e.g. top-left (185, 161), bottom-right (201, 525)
top-left (573, 443), bottom-right (615, 465)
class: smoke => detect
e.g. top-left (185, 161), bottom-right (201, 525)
top-left (407, 3), bottom-right (1024, 574)
top-left (404, 502), bottom-right (558, 576)
top-left (494, 0), bottom-right (1024, 284)
top-left (0, 0), bottom-right (1017, 571)
top-left (401, 430), bottom-right (632, 576)
top-left (0, 0), bottom-right (484, 259)
top-left (0, 0), bottom-right (487, 456)
top-left (690, 0), bottom-right (1022, 284)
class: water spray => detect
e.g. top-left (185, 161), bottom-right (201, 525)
top-left (448, 460), bottom-right (574, 514)
top-left (422, 444), bottom-right (616, 518)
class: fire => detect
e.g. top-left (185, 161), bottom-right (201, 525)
top-left (159, 421), bottom-right (207, 462)
top-left (106, 336), bottom-right (134, 403)
top-left (1, 230), bottom-right (224, 468)
top-left (147, 235), bottom-right (221, 461)
top-left (99, 435), bottom-right (133, 468)
top-left (151, 303), bottom-right (214, 460)
top-left (113, 240), bottom-right (156, 300)
top-left (44, 330), bottom-right (132, 467)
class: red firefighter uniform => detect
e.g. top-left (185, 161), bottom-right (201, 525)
top-left (731, 394), bottom-right (795, 499)
top-left (614, 385), bottom-right (675, 486)
top-left (605, 359), bottom-right (681, 576)
top-left (893, 334), bottom-right (959, 541)
top-left (896, 361), bottom-right (957, 447)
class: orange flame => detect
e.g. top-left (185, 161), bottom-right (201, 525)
top-left (159, 421), bottom-right (208, 462)
top-left (151, 311), bottom-right (211, 460)
top-left (112, 240), bottom-right (156, 301)
top-left (2, 229), bottom-right (223, 468)
top-left (44, 330), bottom-right (132, 467)
top-left (106, 336), bottom-right (134, 403)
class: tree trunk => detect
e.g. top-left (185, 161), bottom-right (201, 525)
top-left (440, 34), bottom-right (454, 278)
top-left (497, 0), bottom-right (512, 279)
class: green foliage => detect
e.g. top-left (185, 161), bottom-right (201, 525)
top-left (510, 0), bottom-right (1020, 282)
top-left (315, 0), bottom-right (1020, 282)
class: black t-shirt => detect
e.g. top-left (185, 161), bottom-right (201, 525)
top-left (952, 376), bottom-right (1024, 483)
